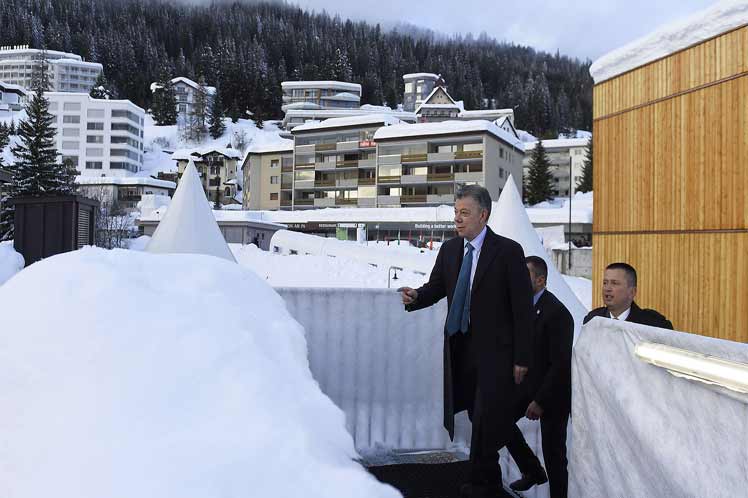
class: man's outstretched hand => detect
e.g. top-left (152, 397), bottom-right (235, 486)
top-left (398, 287), bottom-right (418, 305)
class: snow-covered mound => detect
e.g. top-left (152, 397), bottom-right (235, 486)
top-left (0, 241), bottom-right (24, 285)
top-left (0, 248), bottom-right (400, 498)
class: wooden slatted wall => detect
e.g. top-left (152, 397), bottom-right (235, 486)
top-left (593, 24), bottom-right (748, 341)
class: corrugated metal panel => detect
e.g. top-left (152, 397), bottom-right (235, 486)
top-left (76, 208), bottom-right (90, 248)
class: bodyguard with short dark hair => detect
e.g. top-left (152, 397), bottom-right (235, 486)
top-left (399, 184), bottom-right (534, 498)
top-left (505, 256), bottom-right (574, 498)
top-left (584, 262), bottom-right (673, 329)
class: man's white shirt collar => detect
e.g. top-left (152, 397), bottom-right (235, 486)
top-left (464, 225), bottom-right (487, 253)
top-left (611, 307), bottom-right (631, 321)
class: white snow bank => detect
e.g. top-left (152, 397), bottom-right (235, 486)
top-left (0, 248), bottom-right (400, 498)
top-left (590, 0), bottom-right (748, 83)
top-left (0, 241), bottom-right (24, 285)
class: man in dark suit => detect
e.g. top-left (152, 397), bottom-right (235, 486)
top-left (583, 262), bottom-right (673, 329)
top-left (505, 256), bottom-right (574, 498)
top-left (399, 185), bottom-right (534, 498)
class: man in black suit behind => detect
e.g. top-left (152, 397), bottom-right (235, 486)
top-left (399, 185), bottom-right (534, 498)
top-left (505, 256), bottom-right (574, 498)
top-left (583, 262), bottom-right (673, 329)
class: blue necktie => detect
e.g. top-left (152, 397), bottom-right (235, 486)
top-left (446, 243), bottom-right (473, 336)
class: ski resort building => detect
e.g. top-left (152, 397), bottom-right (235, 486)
top-left (242, 141), bottom-right (294, 211)
top-left (46, 92), bottom-right (145, 176)
top-left (281, 80), bottom-right (361, 113)
top-left (402, 73), bottom-right (444, 112)
top-left (0, 46), bottom-right (102, 93)
top-left (149, 77), bottom-right (216, 124)
top-left (172, 147), bottom-right (242, 206)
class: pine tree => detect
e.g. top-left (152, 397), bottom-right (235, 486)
top-left (1, 61), bottom-right (76, 240)
top-left (576, 137), bottom-right (593, 193)
top-left (525, 139), bottom-right (555, 205)
top-left (89, 73), bottom-right (117, 100)
top-left (208, 90), bottom-right (226, 139)
top-left (151, 74), bottom-right (178, 126)
top-left (213, 175), bottom-right (222, 210)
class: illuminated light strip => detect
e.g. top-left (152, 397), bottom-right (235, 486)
top-left (634, 342), bottom-right (748, 395)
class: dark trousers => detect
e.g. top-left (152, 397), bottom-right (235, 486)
top-left (506, 400), bottom-right (569, 498)
top-left (454, 331), bottom-right (515, 488)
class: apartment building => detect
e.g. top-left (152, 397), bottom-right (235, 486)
top-left (523, 138), bottom-right (589, 197)
top-left (172, 147), bottom-right (242, 205)
top-left (46, 93), bottom-right (145, 176)
top-left (0, 80), bottom-right (28, 112)
top-left (372, 120), bottom-right (524, 207)
top-left (291, 115), bottom-right (402, 209)
top-left (0, 46), bottom-right (102, 93)
top-left (415, 85), bottom-right (516, 126)
top-left (281, 81), bottom-right (361, 113)
top-left (76, 176), bottom-right (175, 213)
top-left (149, 77), bottom-right (216, 124)
top-left (402, 73), bottom-right (445, 112)
top-left (242, 141), bottom-right (294, 211)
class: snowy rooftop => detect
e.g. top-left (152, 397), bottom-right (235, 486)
top-left (293, 114), bottom-right (403, 133)
top-left (324, 92), bottom-right (360, 101)
top-left (416, 103), bottom-right (461, 110)
top-left (281, 81), bottom-right (362, 92)
top-left (524, 138), bottom-right (589, 151)
top-left (459, 109), bottom-right (513, 118)
top-left (76, 176), bottom-right (176, 189)
top-left (0, 80), bottom-right (28, 95)
top-left (171, 147), bottom-right (243, 160)
top-left (285, 107), bottom-right (415, 122)
top-left (403, 73), bottom-right (440, 80)
top-left (0, 47), bottom-right (100, 66)
top-left (374, 120), bottom-right (524, 151)
top-left (45, 92), bottom-right (145, 113)
top-left (590, 0), bottom-right (748, 83)
top-left (149, 77), bottom-right (216, 95)
top-left (246, 140), bottom-right (293, 154)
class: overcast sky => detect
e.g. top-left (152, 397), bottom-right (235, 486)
top-left (289, 0), bottom-right (716, 61)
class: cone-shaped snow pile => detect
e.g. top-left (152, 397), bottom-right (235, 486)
top-left (488, 175), bottom-right (588, 335)
top-left (146, 160), bottom-right (235, 262)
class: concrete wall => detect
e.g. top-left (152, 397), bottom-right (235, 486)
top-left (551, 248), bottom-right (592, 279)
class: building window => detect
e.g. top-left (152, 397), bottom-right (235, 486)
top-left (87, 109), bottom-right (105, 118)
top-left (86, 135), bottom-right (104, 143)
top-left (87, 122), bottom-right (104, 130)
top-left (62, 128), bottom-right (80, 137)
top-left (86, 148), bottom-right (103, 157)
top-left (85, 161), bottom-right (103, 169)
top-left (62, 115), bottom-right (80, 124)
top-left (270, 193), bottom-right (278, 200)
top-left (270, 176), bottom-right (279, 184)
top-left (61, 155), bottom-right (79, 166)
top-left (224, 187), bottom-right (231, 197)
top-left (61, 141), bottom-right (79, 150)
top-left (270, 159), bottom-right (279, 168)
top-left (63, 102), bottom-right (81, 111)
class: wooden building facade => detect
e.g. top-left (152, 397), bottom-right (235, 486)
top-left (592, 24), bottom-right (748, 342)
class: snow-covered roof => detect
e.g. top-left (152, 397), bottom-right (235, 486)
top-left (246, 140), bottom-right (294, 154)
top-left (403, 73), bottom-right (440, 80)
top-left (374, 119), bottom-right (524, 151)
top-left (590, 1), bottom-right (748, 83)
top-left (417, 103), bottom-right (461, 110)
top-left (44, 92), bottom-right (145, 113)
top-left (523, 138), bottom-right (589, 151)
top-left (415, 86), bottom-right (457, 114)
top-left (281, 81), bottom-right (362, 92)
top-left (321, 92), bottom-right (361, 101)
top-left (0, 81), bottom-right (28, 96)
top-left (285, 107), bottom-right (416, 124)
top-left (171, 147), bottom-right (242, 160)
top-left (293, 114), bottom-right (402, 133)
top-left (459, 109), bottom-right (513, 118)
top-left (146, 160), bottom-right (236, 261)
top-left (149, 77), bottom-right (216, 95)
top-left (76, 176), bottom-right (176, 189)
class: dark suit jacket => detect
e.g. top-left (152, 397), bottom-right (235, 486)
top-left (583, 301), bottom-right (673, 330)
top-left (406, 227), bottom-right (534, 439)
top-left (523, 289), bottom-right (574, 418)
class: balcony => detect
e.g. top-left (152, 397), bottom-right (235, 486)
top-left (454, 172), bottom-right (483, 183)
top-left (295, 144), bottom-right (315, 154)
top-left (294, 179), bottom-right (314, 188)
top-left (358, 197), bottom-right (376, 207)
top-left (427, 194), bottom-right (455, 204)
top-left (281, 182), bottom-right (293, 190)
top-left (378, 175), bottom-right (401, 184)
top-left (401, 174), bottom-right (427, 184)
top-left (427, 152), bottom-right (455, 162)
top-left (280, 198), bottom-right (292, 207)
top-left (401, 153), bottom-right (428, 163)
top-left (358, 158), bottom-right (377, 168)
top-left (377, 195), bottom-right (400, 206)
top-left (427, 173), bottom-right (454, 182)
top-left (336, 140), bottom-right (359, 152)
top-left (336, 160), bottom-right (359, 168)
top-left (294, 198), bottom-right (313, 206)
top-left (315, 161), bottom-right (337, 171)
top-left (315, 143), bottom-right (337, 152)
top-left (454, 151), bottom-right (483, 160)
top-left (314, 197), bottom-right (336, 207)
top-left (336, 198), bottom-right (357, 206)
top-left (400, 195), bottom-right (427, 204)
top-left (378, 154), bottom-right (401, 166)
top-left (281, 164), bottom-right (293, 173)
top-left (337, 178), bottom-right (358, 188)
top-left (295, 162), bottom-right (315, 170)
top-left (315, 179), bottom-right (336, 188)
top-left (358, 177), bottom-right (375, 186)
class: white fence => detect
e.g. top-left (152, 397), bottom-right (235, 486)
top-left (278, 287), bottom-right (550, 498)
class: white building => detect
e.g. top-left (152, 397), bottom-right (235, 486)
top-left (76, 176), bottom-right (175, 213)
top-left (149, 77), bottom-right (216, 124)
top-left (46, 92), bottom-right (145, 177)
top-left (0, 45), bottom-right (102, 93)
top-left (282, 104), bottom-right (415, 132)
top-left (281, 81), bottom-right (362, 113)
top-left (0, 80), bottom-right (28, 112)
top-left (523, 138), bottom-right (589, 197)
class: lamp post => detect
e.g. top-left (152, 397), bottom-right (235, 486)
top-left (568, 156), bottom-right (573, 270)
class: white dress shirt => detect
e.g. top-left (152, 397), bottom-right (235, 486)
top-left (464, 225), bottom-right (487, 292)
top-left (610, 307), bottom-right (631, 321)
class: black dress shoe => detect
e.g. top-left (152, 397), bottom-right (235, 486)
top-left (509, 468), bottom-right (548, 491)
